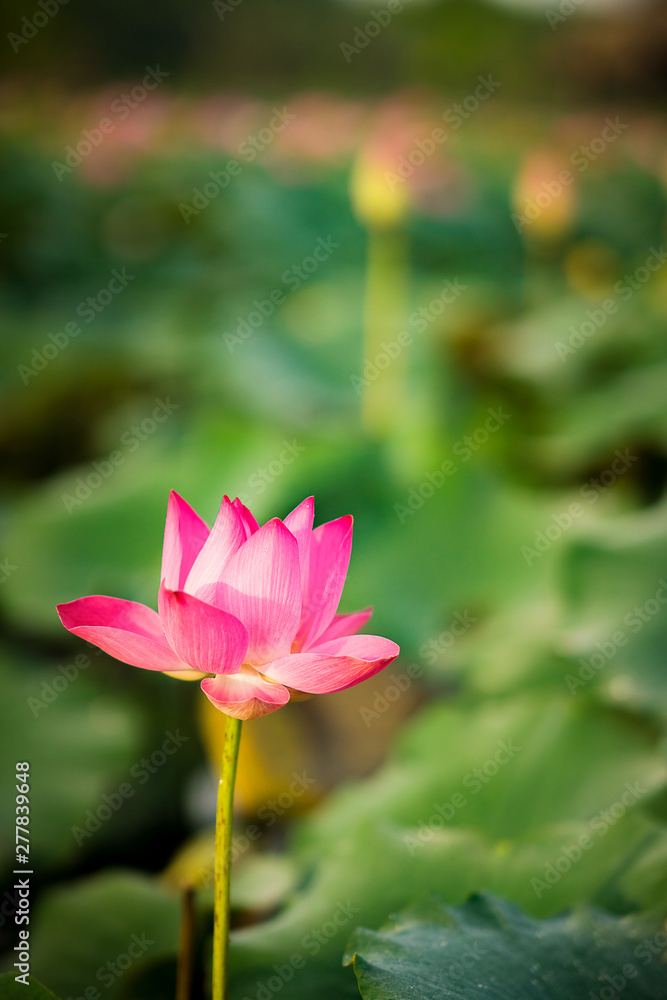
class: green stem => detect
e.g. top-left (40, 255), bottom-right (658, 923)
top-left (212, 717), bottom-right (242, 1000)
top-left (362, 225), bottom-right (409, 440)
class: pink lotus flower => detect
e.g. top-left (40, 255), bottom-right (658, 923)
top-left (57, 494), bottom-right (399, 720)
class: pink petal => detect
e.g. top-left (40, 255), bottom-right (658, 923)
top-left (185, 496), bottom-right (246, 600)
top-left (232, 498), bottom-right (260, 538)
top-left (57, 596), bottom-right (193, 673)
top-left (159, 586), bottom-right (248, 675)
top-left (262, 633), bottom-right (400, 694)
top-left (215, 518), bottom-right (301, 665)
top-left (283, 496), bottom-right (314, 597)
top-left (309, 607), bottom-right (373, 647)
top-left (161, 491), bottom-right (210, 591)
top-left (201, 667), bottom-right (290, 720)
top-left (296, 515), bottom-right (353, 650)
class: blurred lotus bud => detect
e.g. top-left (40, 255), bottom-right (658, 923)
top-left (351, 150), bottom-right (409, 229)
top-left (512, 151), bottom-right (576, 241)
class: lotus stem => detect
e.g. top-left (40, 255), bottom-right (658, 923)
top-left (212, 716), bottom-right (242, 1000)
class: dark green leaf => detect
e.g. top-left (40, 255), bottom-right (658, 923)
top-left (0, 974), bottom-right (61, 999)
top-left (29, 871), bottom-right (180, 1000)
top-left (345, 894), bottom-right (667, 999)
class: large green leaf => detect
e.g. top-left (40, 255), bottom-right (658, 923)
top-left (228, 695), bottom-right (667, 992)
top-left (300, 694), bottom-right (667, 846)
top-left (605, 828), bottom-right (667, 914)
top-left (0, 659), bottom-right (142, 868)
top-left (560, 500), bottom-right (667, 717)
top-left (536, 359), bottom-right (667, 476)
top-left (450, 500), bottom-right (667, 708)
top-left (0, 975), bottom-right (61, 999)
top-left (28, 871), bottom-right (180, 999)
top-left (343, 464), bottom-right (556, 661)
top-left (345, 894), bottom-right (667, 999)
